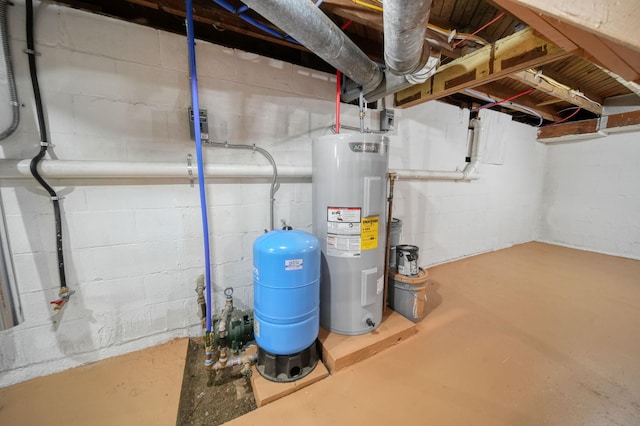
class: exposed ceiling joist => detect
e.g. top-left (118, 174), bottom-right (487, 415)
top-left (538, 109), bottom-right (640, 142)
top-left (509, 70), bottom-right (602, 114)
top-left (320, 0), bottom-right (459, 58)
top-left (53, 0), bottom-right (639, 127)
top-left (496, 0), bottom-right (640, 53)
top-left (395, 27), bottom-right (570, 108)
top-left (493, 0), bottom-right (640, 83)
top-left (471, 82), bottom-right (561, 121)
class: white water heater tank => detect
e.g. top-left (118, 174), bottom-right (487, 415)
top-left (312, 133), bottom-right (389, 335)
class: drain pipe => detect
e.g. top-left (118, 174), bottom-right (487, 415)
top-left (462, 119), bottom-right (482, 181)
top-left (394, 119), bottom-right (482, 181)
top-left (0, 159), bottom-right (309, 180)
top-left (240, 0), bottom-right (383, 93)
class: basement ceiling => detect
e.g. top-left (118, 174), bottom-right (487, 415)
top-left (55, 0), bottom-right (640, 126)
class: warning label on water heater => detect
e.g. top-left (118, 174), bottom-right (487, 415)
top-left (360, 216), bottom-right (379, 250)
top-left (327, 207), bottom-right (361, 257)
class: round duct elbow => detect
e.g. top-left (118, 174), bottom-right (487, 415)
top-left (405, 39), bottom-right (441, 84)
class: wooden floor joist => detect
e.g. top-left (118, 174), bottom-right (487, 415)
top-left (538, 109), bottom-right (640, 142)
top-left (495, 0), bottom-right (640, 83)
top-left (395, 27), bottom-right (570, 108)
top-left (509, 70), bottom-right (603, 115)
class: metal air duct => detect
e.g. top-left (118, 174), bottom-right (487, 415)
top-left (240, 0), bottom-right (383, 93)
top-left (383, 0), bottom-right (433, 76)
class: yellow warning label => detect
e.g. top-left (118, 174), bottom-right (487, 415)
top-left (361, 216), bottom-right (379, 250)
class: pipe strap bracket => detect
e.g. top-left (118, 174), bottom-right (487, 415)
top-left (187, 154), bottom-right (194, 187)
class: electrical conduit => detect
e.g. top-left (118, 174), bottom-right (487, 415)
top-left (0, 0), bottom-right (19, 141)
top-left (186, 0), bottom-right (214, 352)
top-left (207, 142), bottom-right (279, 231)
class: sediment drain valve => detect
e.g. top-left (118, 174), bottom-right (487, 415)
top-left (366, 318), bottom-right (376, 328)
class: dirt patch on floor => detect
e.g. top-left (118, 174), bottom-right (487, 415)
top-left (176, 339), bottom-right (256, 425)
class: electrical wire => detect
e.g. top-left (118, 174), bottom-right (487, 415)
top-left (452, 12), bottom-right (505, 49)
top-left (25, 0), bottom-right (67, 293)
top-left (526, 68), bottom-right (602, 109)
top-left (351, 0), bottom-right (489, 46)
top-left (465, 88), bottom-right (543, 126)
top-left (473, 88), bottom-right (534, 111)
top-left (0, 0), bottom-right (20, 141)
top-left (334, 19), bottom-right (353, 133)
top-left (545, 107), bottom-right (582, 126)
top-left (353, 0), bottom-right (381, 12)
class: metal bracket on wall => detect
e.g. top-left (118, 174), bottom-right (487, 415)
top-left (187, 154), bottom-right (194, 187)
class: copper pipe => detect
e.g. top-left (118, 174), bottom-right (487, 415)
top-left (383, 172), bottom-right (397, 313)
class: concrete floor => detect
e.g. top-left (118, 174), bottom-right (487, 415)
top-left (0, 339), bottom-right (187, 426)
top-left (229, 242), bottom-right (640, 425)
top-left (1, 242), bottom-right (639, 425)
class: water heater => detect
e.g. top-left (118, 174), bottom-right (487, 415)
top-left (312, 133), bottom-right (389, 335)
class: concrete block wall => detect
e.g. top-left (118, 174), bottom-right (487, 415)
top-left (538, 133), bottom-right (640, 259)
top-left (390, 103), bottom-right (546, 266)
top-left (0, 1), bottom-right (335, 387)
top-left (0, 1), bottom-right (547, 386)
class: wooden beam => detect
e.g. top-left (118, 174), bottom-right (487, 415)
top-left (320, 0), bottom-right (458, 58)
top-left (509, 70), bottom-right (603, 114)
top-left (472, 82), bottom-right (561, 121)
top-left (496, 0), bottom-right (640, 53)
top-left (549, 18), bottom-right (639, 83)
top-left (492, 0), bottom-right (578, 53)
top-left (320, 0), bottom-right (384, 31)
top-left (494, 0), bottom-right (640, 83)
top-left (536, 64), bottom-right (603, 103)
top-left (605, 109), bottom-right (640, 131)
top-left (395, 27), bottom-right (570, 108)
top-left (537, 109), bottom-right (640, 141)
top-left (537, 119), bottom-right (599, 142)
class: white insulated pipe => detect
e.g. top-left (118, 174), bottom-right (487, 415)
top-left (0, 159), bottom-right (311, 180)
top-left (394, 169), bottom-right (465, 180)
top-left (0, 121), bottom-right (482, 182)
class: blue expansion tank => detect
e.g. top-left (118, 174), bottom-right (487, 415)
top-left (253, 229), bottom-right (320, 355)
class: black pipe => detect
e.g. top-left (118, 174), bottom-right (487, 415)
top-left (25, 0), bottom-right (66, 289)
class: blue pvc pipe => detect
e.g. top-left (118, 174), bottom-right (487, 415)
top-left (212, 0), bottom-right (298, 44)
top-left (186, 0), bottom-right (213, 334)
